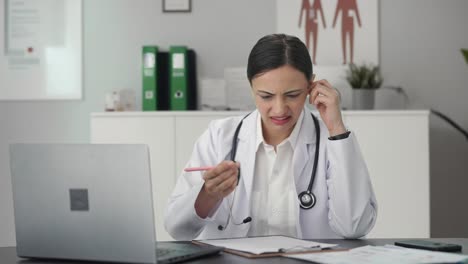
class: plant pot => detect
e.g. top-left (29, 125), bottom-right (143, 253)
top-left (352, 89), bottom-right (376, 110)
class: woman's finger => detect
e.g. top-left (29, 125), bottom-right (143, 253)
top-left (315, 79), bottom-right (333, 88)
top-left (313, 95), bottom-right (332, 107)
top-left (206, 167), bottom-right (238, 189)
top-left (310, 86), bottom-right (329, 105)
top-left (313, 83), bottom-right (335, 97)
top-left (203, 161), bottom-right (236, 180)
top-left (216, 175), bottom-right (238, 194)
top-left (221, 178), bottom-right (239, 196)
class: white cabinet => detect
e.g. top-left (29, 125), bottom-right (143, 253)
top-left (91, 110), bottom-right (430, 240)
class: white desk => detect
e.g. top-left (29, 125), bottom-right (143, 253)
top-left (90, 110), bottom-right (430, 241)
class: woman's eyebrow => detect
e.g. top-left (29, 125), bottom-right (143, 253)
top-left (257, 90), bottom-right (274, 95)
top-left (257, 88), bottom-right (304, 95)
top-left (284, 89), bottom-right (304, 95)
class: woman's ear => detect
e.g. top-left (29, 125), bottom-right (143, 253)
top-left (308, 74), bottom-right (316, 90)
top-left (307, 80), bottom-right (314, 92)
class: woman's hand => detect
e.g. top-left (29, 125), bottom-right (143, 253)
top-left (202, 160), bottom-right (239, 200)
top-left (309, 79), bottom-right (347, 136)
top-left (195, 160), bottom-right (239, 218)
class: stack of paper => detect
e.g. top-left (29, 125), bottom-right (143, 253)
top-left (286, 245), bottom-right (468, 264)
top-left (224, 67), bottom-right (256, 111)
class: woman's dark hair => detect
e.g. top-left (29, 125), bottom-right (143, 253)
top-left (247, 34), bottom-right (313, 84)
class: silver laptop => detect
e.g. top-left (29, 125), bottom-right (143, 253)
top-left (9, 144), bottom-right (222, 264)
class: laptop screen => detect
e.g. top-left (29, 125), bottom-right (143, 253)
top-left (10, 144), bottom-right (157, 263)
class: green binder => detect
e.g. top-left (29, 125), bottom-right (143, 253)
top-left (169, 46), bottom-right (188, 110)
top-left (142, 46), bottom-right (158, 111)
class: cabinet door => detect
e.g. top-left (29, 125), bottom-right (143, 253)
top-left (91, 116), bottom-right (175, 241)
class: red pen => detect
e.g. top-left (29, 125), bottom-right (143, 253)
top-left (184, 166), bottom-right (215, 172)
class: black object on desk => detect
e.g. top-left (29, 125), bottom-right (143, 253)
top-left (395, 239), bottom-right (462, 252)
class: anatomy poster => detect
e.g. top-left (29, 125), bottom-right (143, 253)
top-left (277, 0), bottom-right (379, 66)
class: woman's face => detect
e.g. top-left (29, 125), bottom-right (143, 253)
top-left (251, 65), bottom-right (312, 144)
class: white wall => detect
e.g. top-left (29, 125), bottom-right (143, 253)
top-left (380, 0), bottom-right (468, 237)
top-left (1, 0), bottom-right (468, 246)
top-left (0, 0), bottom-right (276, 247)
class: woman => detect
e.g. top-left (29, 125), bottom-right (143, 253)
top-left (164, 34), bottom-right (377, 240)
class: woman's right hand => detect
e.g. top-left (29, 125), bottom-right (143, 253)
top-left (195, 160), bottom-right (240, 218)
top-left (202, 160), bottom-right (240, 200)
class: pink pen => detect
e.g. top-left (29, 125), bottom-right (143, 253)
top-left (184, 166), bottom-right (215, 172)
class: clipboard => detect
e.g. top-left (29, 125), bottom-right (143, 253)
top-left (193, 236), bottom-right (348, 259)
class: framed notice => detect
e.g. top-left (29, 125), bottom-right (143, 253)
top-left (0, 0), bottom-right (82, 100)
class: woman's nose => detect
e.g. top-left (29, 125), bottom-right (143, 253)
top-left (272, 98), bottom-right (288, 114)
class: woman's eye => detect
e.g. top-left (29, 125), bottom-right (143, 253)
top-left (260, 95), bottom-right (272, 100)
top-left (287, 94), bottom-right (300, 98)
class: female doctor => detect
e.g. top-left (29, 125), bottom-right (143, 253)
top-left (164, 34), bottom-right (377, 240)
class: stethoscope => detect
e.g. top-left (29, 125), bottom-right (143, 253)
top-left (218, 112), bottom-right (320, 231)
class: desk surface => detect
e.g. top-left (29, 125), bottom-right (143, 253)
top-left (1, 238), bottom-right (467, 264)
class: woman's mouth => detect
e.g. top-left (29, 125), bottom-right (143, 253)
top-left (270, 116), bottom-right (291, 125)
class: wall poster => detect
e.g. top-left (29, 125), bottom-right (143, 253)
top-left (277, 0), bottom-right (379, 66)
top-left (0, 0), bottom-right (82, 100)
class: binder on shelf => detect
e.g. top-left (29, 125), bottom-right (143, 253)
top-left (142, 47), bottom-right (170, 110)
top-left (157, 51), bottom-right (170, 110)
top-left (169, 46), bottom-right (197, 110)
top-left (187, 49), bottom-right (198, 110)
top-left (142, 46), bottom-right (158, 111)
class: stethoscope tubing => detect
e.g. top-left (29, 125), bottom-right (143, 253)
top-left (231, 112), bottom-right (320, 209)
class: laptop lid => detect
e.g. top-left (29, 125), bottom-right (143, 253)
top-left (10, 144), bottom-right (157, 264)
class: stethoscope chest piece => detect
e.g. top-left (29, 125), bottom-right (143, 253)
top-left (299, 190), bottom-right (316, 209)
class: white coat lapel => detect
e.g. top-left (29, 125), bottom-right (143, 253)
top-left (235, 111), bottom-right (258, 206)
top-left (293, 109), bottom-right (318, 238)
top-left (293, 109), bottom-right (317, 191)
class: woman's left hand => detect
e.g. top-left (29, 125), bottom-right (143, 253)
top-left (309, 79), bottom-right (347, 136)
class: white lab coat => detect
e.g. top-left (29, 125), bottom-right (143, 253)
top-left (164, 108), bottom-right (377, 240)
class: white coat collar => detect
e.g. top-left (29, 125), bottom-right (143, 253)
top-left (254, 110), bottom-right (304, 151)
top-left (234, 108), bottom-right (319, 203)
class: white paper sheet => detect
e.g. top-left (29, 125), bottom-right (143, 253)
top-left (199, 78), bottom-right (226, 110)
top-left (224, 67), bottom-right (255, 111)
top-left (198, 236), bottom-right (337, 255)
top-left (286, 245), bottom-right (468, 264)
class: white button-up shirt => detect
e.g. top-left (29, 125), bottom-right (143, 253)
top-left (247, 111), bottom-right (304, 237)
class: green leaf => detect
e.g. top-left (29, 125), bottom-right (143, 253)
top-left (462, 49), bottom-right (468, 64)
top-left (345, 63), bottom-right (383, 89)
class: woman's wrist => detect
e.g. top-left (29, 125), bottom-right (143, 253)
top-left (328, 123), bottom-right (347, 137)
top-left (195, 185), bottom-right (221, 218)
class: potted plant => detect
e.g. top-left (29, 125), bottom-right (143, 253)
top-left (345, 63), bottom-right (383, 110)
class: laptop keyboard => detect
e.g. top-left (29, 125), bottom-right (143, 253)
top-left (155, 242), bottom-right (222, 264)
top-left (156, 245), bottom-right (199, 258)
top-left (156, 248), bottom-right (173, 258)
